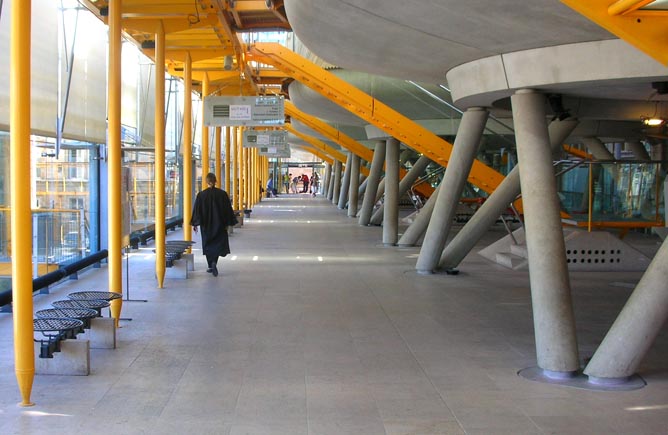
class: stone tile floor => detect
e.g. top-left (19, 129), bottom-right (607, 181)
top-left (0, 194), bottom-right (667, 434)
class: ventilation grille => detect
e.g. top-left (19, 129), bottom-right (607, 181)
top-left (212, 105), bottom-right (230, 118)
top-left (566, 249), bottom-right (622, 264)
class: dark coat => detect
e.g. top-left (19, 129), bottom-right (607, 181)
top-left (190, 187), bottom-right (236, 257)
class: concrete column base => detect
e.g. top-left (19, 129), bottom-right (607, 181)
top-left (183, 253), bottom-right (195, 271)
top-left (34, 340), bottom-right (90, 376)
top-left (165, 258), bottom-right (189, 279)
top-left (80, 317), bottom-right (116, 349)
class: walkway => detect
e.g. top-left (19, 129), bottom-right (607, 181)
top-left (1, 194), bottom-right (667, 434)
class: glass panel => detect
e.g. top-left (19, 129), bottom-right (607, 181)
top-left (557, 161), bottom-right (665, 225)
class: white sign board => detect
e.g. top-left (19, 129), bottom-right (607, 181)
top-left (204, 96), bottom-right (285, 127)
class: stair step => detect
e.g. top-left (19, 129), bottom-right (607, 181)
top-left (496, 252), bottom-right (526, 269)
top-left (510, 243), bottom-right (528, 257)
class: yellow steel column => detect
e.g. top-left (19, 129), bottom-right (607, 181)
top-left (231, 127), bottom-right (238, 209)
top-left (224, 127), bottom-right (231, 193)
top-left (10, 0), bottom-right (35, 407)
top-left (238, 128), bottom-right (245, 211)
top-left (108, 0), bottom-right (123, 325)
top-left (201, 73), bottom-right (210, 189)
top-left (250, 149), bottom-right (256, 205)
top-left (243, 147), bottom-right (249, 208)
top-left (215, 126), bottom-right (222, 187)
top-left (155, 23), bottom-right (166, 288)
top-left (183, 53), bottom-right (193, 246)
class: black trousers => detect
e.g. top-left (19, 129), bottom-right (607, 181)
top-left (206, 254), bottom-right (219, 268)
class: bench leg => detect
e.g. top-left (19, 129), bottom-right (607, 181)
top-left (34, 340), bottom-right (90, 376)
top-left (80, 317), bottom-right (116, 349)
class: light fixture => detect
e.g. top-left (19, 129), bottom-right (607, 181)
top-left (642, 116), bottom-right (665, 126)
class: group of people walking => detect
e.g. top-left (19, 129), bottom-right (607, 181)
top-left (283, 172), bottom-right (319, 195)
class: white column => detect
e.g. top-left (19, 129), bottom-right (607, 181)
top-left (370, 155), bottom-right (432, 225)
top-left (513, 89), bottom-right (579, 376)
top-left (415, 107), bottom-right (488, 273)
top-left (383, 138), bottom-right (400, 246)
top-left (584, 237), bottom-right (668, 381)
top-left (337, 153), bottom-right (353, 209)
top-left (439, 118), bottom-right (578, 270)
top-left (358, 141), bottom-right (386, 225)
top-left (331, 160), bottom-right (342, 204)
top-left (397, 184), bottom-right (441, 247)
top-left (348, 154), bottom-right (361, 217)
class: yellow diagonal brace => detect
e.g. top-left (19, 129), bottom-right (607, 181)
top-left (285, 101), bottom-right (430, 195)
top-left (285, 123), bottom-right (347, 163)
top-left (292, 144), bottom-right (334, 165)
top-left (248, 43), bottom-right (505, 194)
top-left (285, 101), bottom-right (373, 162)
top-left (561, 0), bottom-right (668, 65)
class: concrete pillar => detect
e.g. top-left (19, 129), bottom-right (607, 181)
top-left (375, 178), bottom-right (386, 204)
top-left (582, 137), bottom-right (615, 160)
top-left (348, 154), bottom-right (361, 217)
top-left (323, 163), bottom-right (332, 196)
top-left (370, 155), bottom-right (432, 225)
top-left (337, 153), bottom-right (353, 209)
top-left (416, 107), bottom-right (488, 273)
top-left (583, 233), bottom-right (668, 381)
top-left (625, 140), bottom-right (650, 161)
top-left (331, 160), bottom-right (342, 204)
top-left (512, 89), bottom-right (579, 375)
top-left (439, 118), bottom-right (578, 269)
top-left (327, 161), bottom-right (337, 201)
top-left (358, 174), bottom-right (369, 197)
top-left (398, 184), bottom-right (441, 247)
top-left (359, 141), bottom-right (386, 225)
top-left (383, 138), bottom-right (400, 245)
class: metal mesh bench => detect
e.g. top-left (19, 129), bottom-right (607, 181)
top-left (33, 317), bottom-right (84, 358)
top-left (52, 299), bottom-right (110, 317)
top-left (36, 307), bottom-right (99, 329)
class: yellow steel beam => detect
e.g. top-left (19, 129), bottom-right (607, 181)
top-left (248, 43), bottom-right (505, 194)
top-left (285, 124), bottom-right (347, 163)
top-left (285, 101), bottom-right (431, 195)
top-left (285, 101), bottom-right (373, 162)
top-left (562, 144), bottom-right (592, 160)
top-left (560, 0), bottom-right (668, 65)
top-left (292, 144), bottom-right (334, 165)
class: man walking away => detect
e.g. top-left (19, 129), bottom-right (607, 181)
top-left (190, 173), bottom-right (237, 277)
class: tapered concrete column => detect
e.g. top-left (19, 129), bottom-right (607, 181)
top-left (398, 184), bottom-right (441, 247)
top-left (358, 174), bottom-right (369, 197)
top-left (327, 161), bottom-right (336, 200)
top-left (439, 118), bottom-right (578, 269)
top-left (331, 160), bottom-right (342, 204)
top-left (375, 178), bottom-right (386, 204)
top-left (582, 137), bottom-right (614, 160)
top-left (584, 237), bottom-right (668, 381)
top-left (348, 154), bottom-right (361, 217)
top-left (338, 153), bottom-right (353, 209)
top-left (625, 140), bottom-right (650, 161)
top-left (359, 141), bottom-right (386, 225)
top-left (370, 155), bottom-right (432, 225)
top-left (512, 89), bottom-right (579, 375)
top-left (323, 163), bottom-right (332, 196)
top-left (383, 138), bottom-right (400, 246)
top-left (416, 108), bottom-right (488, 273)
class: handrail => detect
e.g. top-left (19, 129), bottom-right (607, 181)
top-left (0, 250), bottom-right (109, 308)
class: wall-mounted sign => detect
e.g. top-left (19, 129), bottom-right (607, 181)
top-left (243, 129), bottom-right (288, 148)
top-left (204, 96), bottom-right (284, 127)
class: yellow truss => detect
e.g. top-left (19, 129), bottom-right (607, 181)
top-left (560, 0), bottom-right (668, 65)
top-left (247, 43), bottom-right (506, 195)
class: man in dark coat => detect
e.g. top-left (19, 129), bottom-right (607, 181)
top-left (190, 173), bottom-right (236, 277)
